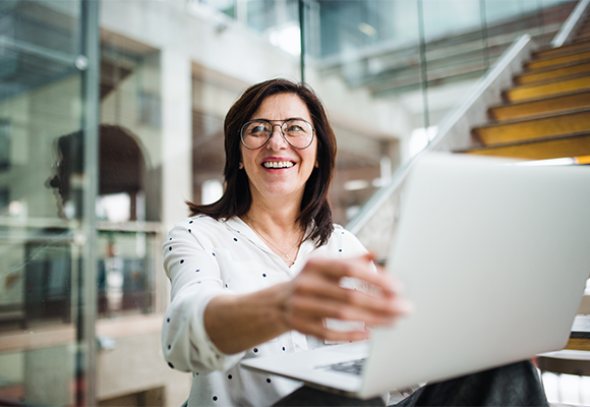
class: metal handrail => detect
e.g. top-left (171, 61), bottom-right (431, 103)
top-left (346, 34), bottom-right (533, 235)
top-left (551, 0), bottom-right (590, 48)
top-left (0, 35), bottom-right (79, 66)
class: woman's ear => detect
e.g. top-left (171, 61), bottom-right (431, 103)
top-left (315, 160), bottom-right (319, 168)
top-left (239, 162), bottom-right (244, 170)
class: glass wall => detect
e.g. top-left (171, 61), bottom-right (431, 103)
top-left (98, 32), bottom-right (162, 319)
top-left (306, 0), bottom-right (576, 223)
top-left (0, 0), bottom-right (87, 404)
top-left (0, 1), bottom-right (164, 405)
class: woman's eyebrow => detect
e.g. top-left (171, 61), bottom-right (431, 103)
top-left (253, 117), bottom-right (307, 122)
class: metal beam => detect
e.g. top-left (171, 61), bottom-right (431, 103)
top-left (78, 0), bottom-right (100, 405)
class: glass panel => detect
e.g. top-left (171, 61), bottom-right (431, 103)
top-left (0, 0), bottom-right (85, 404)
top-left (307, 0), bottom-right (421, 226)
top-left (247, 0), bottom-right (301, 55)
top-left (302, 0), bottom-right (578, 252)
top-left (98, 33), bottom-right (162, 319)
top-left (97, 230), bottom-right (157, 317)
top-left (199, 0), bottom-right (237, 18)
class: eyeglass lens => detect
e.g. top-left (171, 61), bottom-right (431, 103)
top-left (241, 120), bottom-right (313, 149)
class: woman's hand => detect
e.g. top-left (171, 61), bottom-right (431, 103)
top-left (204, 253), bottom-right (410, 354)
top-left (277, 253), bottom-right (412, 342)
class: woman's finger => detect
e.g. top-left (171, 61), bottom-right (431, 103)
top-left (289, 294), bottom-right (402, 326)
top-left (304, 255), bottom-right (401, 297)
top-left (292, 278), bottom-right (409, 321)
top-left (287, 314), bottom-right (370, 342)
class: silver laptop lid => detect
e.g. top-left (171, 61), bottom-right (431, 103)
top-left (360, 153), bottom-right (590, 398)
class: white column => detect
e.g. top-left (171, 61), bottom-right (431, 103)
top-left (161, 50), bottom-right (192, 233)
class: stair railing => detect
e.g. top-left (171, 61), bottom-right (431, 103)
top-left (346, 34), bottom-right (535, 260)
top-left (551, 0), bottom-right (590, 48)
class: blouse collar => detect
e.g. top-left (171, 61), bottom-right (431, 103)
top-left (223, 216), bottom-right (317, 269)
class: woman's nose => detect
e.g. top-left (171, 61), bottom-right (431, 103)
top-left (267, 126), bottom-right (287, 150)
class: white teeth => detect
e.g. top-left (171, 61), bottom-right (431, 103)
top-left (263, 161), bottom-right (294, 169)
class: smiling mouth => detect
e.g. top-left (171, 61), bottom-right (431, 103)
top-left (262, 161), bottom-right (295, 169)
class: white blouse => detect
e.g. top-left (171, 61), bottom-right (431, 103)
top-left (161, 215), bottom-right (374, 407)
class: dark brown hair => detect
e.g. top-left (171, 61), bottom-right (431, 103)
top-left (187, 78), bottom-right (337, 246)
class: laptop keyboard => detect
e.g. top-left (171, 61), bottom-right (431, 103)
top-left (318, 358), bottom-right (366, 376)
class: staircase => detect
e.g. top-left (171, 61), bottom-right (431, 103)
top-left (349, 4), bottom-right (590, 338)
top-left (450, 11), bottom-right (590, 353)
top-left (458, 17), bottom-right (590, 163)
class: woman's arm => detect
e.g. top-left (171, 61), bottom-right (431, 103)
top-left (204, 253), bottom-right (411, 354)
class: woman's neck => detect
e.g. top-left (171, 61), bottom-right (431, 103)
top-left (245, 199), bottom-right (301, 236)
top-left (243, 198), bottom-right (305, 267)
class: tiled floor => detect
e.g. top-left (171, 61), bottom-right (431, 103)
top-left (542, 372), bottom-right (590, 406)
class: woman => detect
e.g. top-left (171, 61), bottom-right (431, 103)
top-left (162, 79), bottom-right (547, 407)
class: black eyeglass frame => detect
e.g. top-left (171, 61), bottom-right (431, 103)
top-left (239, 119), bottom-right (316, 150)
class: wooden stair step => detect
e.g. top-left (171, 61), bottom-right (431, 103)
top-left (505, 74), bottom-right (590, 102)
top-left (576, 31), bottom-right (590, 40)
top-left (457, 132), bottom-right (590, 160)
top-left (515, 61), bottom-right (590, 84)
top-left (523, 56), bottom-right (590, 74)
top-left (526, 50), bottom-right (590, 70)
top-left (490, 90), bottom-right (590, 121)
top-left (574, 28), bottom-right (590, 38)
top-left (574, 33), bottom-right (590, 42)
top-left (473, 108), bottom-right (590, 144)
top-left (533, 39), bottom-right (590, 59)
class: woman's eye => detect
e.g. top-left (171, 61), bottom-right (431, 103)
top-left (250, 125), bottom-right (269, 135)
top-left (286, 124), bottom-right (303, 132)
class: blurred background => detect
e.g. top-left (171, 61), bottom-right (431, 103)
top-left (0, 0), bottom-right (587, 405)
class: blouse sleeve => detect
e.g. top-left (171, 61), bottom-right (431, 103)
top-left (161, 220), bottom-right (245, 373)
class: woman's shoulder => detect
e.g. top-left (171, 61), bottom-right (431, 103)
top-left (306, 224), bottom-right (368, 259)
top-left (167, 215), bottom-right (228, 242)
top-left (173, 214), bottom-right (225, 230)
top-left (330, 224), bottom-right (355, 239)
top-left (326, 224), bottom-right (367, 250)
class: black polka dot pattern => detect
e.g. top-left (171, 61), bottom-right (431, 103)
top-left (162, 220), bottom-right (366, 399)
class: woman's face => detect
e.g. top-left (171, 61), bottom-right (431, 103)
top-left (240, 93), bottom-right (318, 206)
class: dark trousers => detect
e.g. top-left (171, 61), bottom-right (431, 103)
top-left (272, 360), bottom-right (548, 407)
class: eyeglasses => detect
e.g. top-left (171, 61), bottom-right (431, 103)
top-left (240, 119), bottom-right (315, 150)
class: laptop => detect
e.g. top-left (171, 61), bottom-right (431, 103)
top-left (240, 152), bottom-right (590, 399)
